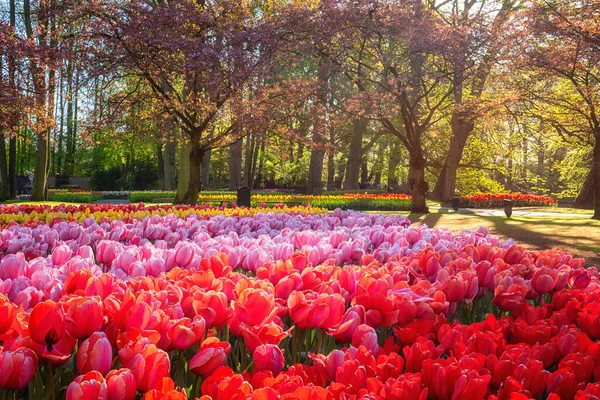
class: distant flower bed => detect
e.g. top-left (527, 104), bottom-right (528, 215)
top-left (128, 191), bottom-right (413, 210)
top-left (99, 190), bottom-right (129, 199)
top-left (460, 193), bottom-right (557, 208)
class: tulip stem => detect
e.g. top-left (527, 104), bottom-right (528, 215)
top-left (316, 329), bottom-right (324, 355)
top-left (46, 364), bottom-right (55, 400)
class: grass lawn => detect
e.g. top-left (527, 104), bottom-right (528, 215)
top-left (391, 209), bottom-right (600, 267)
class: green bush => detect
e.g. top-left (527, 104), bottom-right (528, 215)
top-left (48, 192), bottom-right (102, 203)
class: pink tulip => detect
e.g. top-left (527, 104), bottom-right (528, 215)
top-left (52, 244), bottom-right (72, 266)
top-left (253, 344), bottom-right (285, 376)
top-left (96, 240), bottom-right (120, 267)
top-left (352, 324), bottom-right (379, 355)
top-left (77, 332), bottom-right (113, 375)
top-left (174, 243), bottom-right (195, 267)
top-left (0, 253), bottom-right (26, 280)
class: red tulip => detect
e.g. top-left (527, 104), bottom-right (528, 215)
top-left (37, 331), bottom-right (78, 367)
top-left (77, 332), bottom-right (113, 375)
top-left (117, 333), bottom-right (159, 367)
top-left (353, 294), bottom-right (398, 327)
top-left (128, 344), bottom-right (171, 392)
top-left (0, 347), bottom-right (38, 390)
top-left (200, 366), bottom-right (253, 400)
top-left (189, 337), bottom-right (231, 378)
top-left (28, 300), bottom-right (65, 348)
top-left (570, 269), bottom-right (591, 290)
top-left (63, 296), bottom-right (104, 339)
top-left (166, 316), bottom-right (206, 351)
top-left (229, 288), bottom-right (277, 336)
top-left (577, 305), bottom-right (600, 340)
top-left (576, 383), bottom-right (600, 399)
top-left (253, 344), bottom-right (284, 376)
top-left (184, 290), bottom-right (233, 328)
top-left (240, 322), bottom-right (292, 353)
top-left (141, 377), bottom-right (187, 400)
top-left (0, 294), bottom-right (17, 334)
top-left (66, 371), bottom-right (108, 400)
top-left (559, 353), bottom-right (594, 384)
top-left (288, 291), bottom-right (345, 329)
top-left (403, 338), bottom-right (443, 373)
top-left (328, 305), bottom-right (365, 342)
top-left (114, 291), bottom-right (152, 332)
top-left (548, 367), bottom-right (582, 400)
top-left (106, 368), bottom-right (137, 400)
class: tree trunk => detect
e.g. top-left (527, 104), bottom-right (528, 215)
top-left (32, 132), bottom-right (50, 200)
top-left (0, 135), bottom-right (8, 201)
top-left (388, 140), bottom-right (401, 186)
top-left (164, 139), bottom-right (176, 190)
top-left (344, 118), bottom-right (367, 190)
top-left (157, 143), bottom-right (165, 185)
top-left (8, 0), bottom-right (17, 198)
top-left (307, 116), bottom-right (326, 194)
top-left (536, 136), bottom-right (545, 194)
top-left (307, 147), bottom-right (325, 195)
top-left (175, 132), bottom-right (204, 205)
top-left (250, 137), bottom-right (260, 189)
top-left (408, 153), bottom-right (429, 213)
top-left (593, 138), bottom-right (600, 220)
top-left (243, 135), bottom-right (255, 187)
top-left (573, 168), bottom-right (594, 209)
top-left (229, 139), bottom-right (243, 190)
top-left (326, 125), bottom-right (336, 190)
top-left (256, 138), bottom-right (266, 189)
top-left (56, 77), bottom-right (65, 176)
top-left (360, 158), bottom-right (368, 186)
top-left (64, 63), bottom-right (75, 176)
top-left (175, 139), bottom-right (191, 203)
top-left (8, 136), bottom-right (16, 198)
top-left (202, 149), bottom-right (211, 188)
top-left (335, 160), bottom-right (346, 189)
top-left (431, 114), bottom-right (473, 201)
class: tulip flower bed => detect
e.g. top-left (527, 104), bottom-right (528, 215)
top-left (461, 193), bottom-right (557, 208)
top-left (0, 203), bottom-right (325, 225)
top-left (0, 205), bottom-right (599, 400)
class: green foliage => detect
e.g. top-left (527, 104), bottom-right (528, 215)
top-left (455, 168), bottom-right (506, 195)
top-left (130, 158), bottom-right (159, 190)
top-left (90, 167), bottom-right (124, 191)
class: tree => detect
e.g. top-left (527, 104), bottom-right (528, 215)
top-left (518, 0), bottom-right (600, 218)
top-left (80, 0), bottom-right (310, 204)
top-left (430, 0), bottom-right (517, 202)
top-left (318, 0), bottom-right (454, 212)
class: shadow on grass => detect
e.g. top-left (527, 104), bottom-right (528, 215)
top-left (408, 209), bottom-right (449, 228)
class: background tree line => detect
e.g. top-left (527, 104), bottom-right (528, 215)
top-left (0, 0), bottom-right (598, 217)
